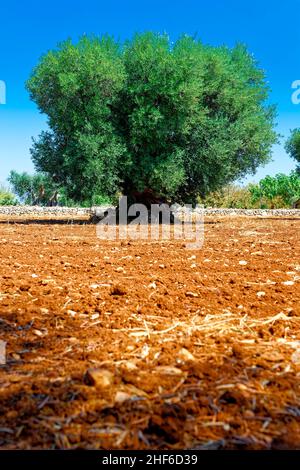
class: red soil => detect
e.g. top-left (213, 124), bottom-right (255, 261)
top-left (0, 215), bottom-right (299, 449)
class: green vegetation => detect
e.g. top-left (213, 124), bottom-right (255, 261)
top-left (26, 32), bottom-right (277, 205)
top-left (249, 172), bottom-right (300, 208)
top-left (200, 172), bottom-right (300, 209)
top-left (0, 184), bottom-right (17, 205)
top-left (6, 171), bottom-right (300, 209)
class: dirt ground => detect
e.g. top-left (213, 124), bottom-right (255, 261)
top-left (0, 215), bottom-right (299, 450)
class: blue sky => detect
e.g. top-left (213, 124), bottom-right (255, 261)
top-left (0, 0), bottom-right (299, 186)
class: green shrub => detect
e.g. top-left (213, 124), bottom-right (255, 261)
top-left (0, 185), bottom-right (17, 205)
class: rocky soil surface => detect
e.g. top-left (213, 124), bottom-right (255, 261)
top-left (0, 215), bottom-right (299, 449)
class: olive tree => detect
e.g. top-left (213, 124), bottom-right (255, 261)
top-left (27, 33), bottom-right (278, 204)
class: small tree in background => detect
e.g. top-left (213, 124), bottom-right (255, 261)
top-left (286, 129), bottom-right (300, 174)
top-left (27, 33), bottom-right (278, 205)
top-left (8, 171), bottom-right (58, 205)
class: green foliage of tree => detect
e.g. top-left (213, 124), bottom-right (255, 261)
top-left (27, 36), bottom-right (127, 204)
top-left (27, 33), bottom-right (278, 204)
top-left (249, 171), bottom-right (300, 208)
top-left (285, 129), bottom-right (300, 173)
top-left (0, 184), bottom-right (17, 205)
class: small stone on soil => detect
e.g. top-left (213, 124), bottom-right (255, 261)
top-left (84, 368), bottom-right (114, 388)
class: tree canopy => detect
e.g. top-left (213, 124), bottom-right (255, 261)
top-left (8, 170), bottom-right (58, 205)
top-left (285, 129), bottom-right (300, 173)
top-left (27, 33), bottom-right (278, 204)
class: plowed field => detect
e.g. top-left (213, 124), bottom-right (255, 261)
top-left (0, 216), bottom-right (299, 449)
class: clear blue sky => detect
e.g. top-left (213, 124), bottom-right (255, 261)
top-left (0, 0), bottom-right (299, 186)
